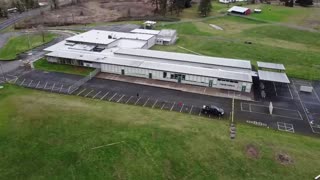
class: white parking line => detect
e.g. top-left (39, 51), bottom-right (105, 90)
top-left (292, 80), bottom-right (319, 134)
top-left (117, 95), bottom-right (125, 102)
top-left (85, 90), bottom-right (94, 97)
top-left (179, 104), bottom-right (184, 112)
top-left (134, 97), bottom-right (141, 105)
top-left (170, 102), bottom-right (176, 111)
top-left (20, 79), bottom-right (25, 86)
top-left (240, 102), bottom-right (303, 120)
top-left (92, 91), bottom-right (101, 99)
top-left (100, 92), bottom-right (109, 100)
top-left (109, 93), bottom-right (117, 101)
top-left (77, 88), bottom-right (86, 96)
top-left (277, 122), bottom-right (294, 133)
top-left (189, 105), bottom-right (193, 114)
top-left (44, 82), bottom-right (48, 89)
top-left (36, 81), bottom-right (41, 88)
top-left (161, 103), bottom-right (166, 110)
top-left (287, 84), bottom-right (293, 99)
top-left (143, 98), bottom-right (150, 107)
top-left (126, 96), bottom-right (133, 104)
top-left (198, 111), bottom-right (201, 116)
top-left (51, 83), bottom-right (56, 91)
top-left (273, 82), bottom-right (278, 96)
top-left (152, 99), bottom-right (158, 108)
top-left (59, 84), bottom-right (63, 93)
top-left (13, 78), bottom-right (18, 84)
top-left (28, 80), bottom-right (33, 87)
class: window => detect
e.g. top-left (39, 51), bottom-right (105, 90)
top-left (163, 72), bottom-right (167, 78)
top-left (182, 75), bottom-right (186, 80)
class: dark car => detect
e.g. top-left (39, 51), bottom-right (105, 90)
top-left (201, 105), bottom-right (224, 116)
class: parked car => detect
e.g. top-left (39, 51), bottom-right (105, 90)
top-left (201, 105), bottom-right (224, 116)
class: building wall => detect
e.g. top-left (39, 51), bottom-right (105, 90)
top-left (100, 63), bottom-right (252, 92)
top-left (46, 57), bottom-right (252, 92)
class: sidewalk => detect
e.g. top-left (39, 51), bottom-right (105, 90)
top-left (96, 73), bottom-right (255, 101)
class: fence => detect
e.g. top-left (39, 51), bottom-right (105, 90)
top-left (68, 68), bottom-right (101, 94)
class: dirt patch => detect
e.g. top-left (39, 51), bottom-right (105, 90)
top-left (17, 0), bottom-right (155, 28)
top-left (246, 144), bottom-right (259, 159)
top-left (276, 152), bottom-right (294, 165)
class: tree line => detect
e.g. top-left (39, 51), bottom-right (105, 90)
top-left (0, 0), bottom-right (40, 18)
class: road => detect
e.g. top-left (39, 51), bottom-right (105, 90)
top-left (0, 6), bottom-right (49, 31)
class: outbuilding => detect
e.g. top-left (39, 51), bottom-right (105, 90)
top-left (228, 6), bottom-right (251, 15)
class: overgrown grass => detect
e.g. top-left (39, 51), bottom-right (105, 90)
top-left (0, 33), bottom-right (56, 60)
top-left (0, 85), bottom-right (319, 179)
top-left (34, 58), bottom-right (94, 76)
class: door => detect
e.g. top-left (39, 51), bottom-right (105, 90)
top-left (177, 75), bottom-right (182, 83)
top-left (209, 80), bottom-right (213, 87)
top-left (149, 73), bottom-right (152, 79)
top-left (121, 69), bottom-right (125, 75)
top-left (241, 85), bottom-right (246, 92)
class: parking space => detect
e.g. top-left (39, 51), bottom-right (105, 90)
top-left (303, 102), bottom-right (320, 134)
top-left (273, 82), bottom-right (293, 99)
top-left (277, 122), bottom-right (294, 133)
top-left (292, 79), bottom-right (320, 104)
top-left (241, 102), bottom-right (302, 120)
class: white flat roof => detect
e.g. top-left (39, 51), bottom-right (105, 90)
top-left (46, 50), bottom-right (252, 82)
top-left (131, 29), bottom-right (160, 35)
top-left (228, 6), bottom-right (249, 13)
top-left (257, 62), bottom-right (285, 70)
top-left (115, 49), bottom-right (252, 69)
top-left (66, 30), bottom-right (154, 45)
top-left (258, 70), bottom-right (290, 83)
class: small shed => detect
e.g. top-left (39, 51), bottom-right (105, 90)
top-left (143, 21), bottom-right (157, 29)
top-left (228, 6), bottom-right (251, 15)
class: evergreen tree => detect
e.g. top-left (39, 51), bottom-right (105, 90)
top-left (295, 0), bottom-right (313, 6)
top-left (198, 0), bottom-right (212, 17)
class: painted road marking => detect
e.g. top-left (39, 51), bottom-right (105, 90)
top-left (170, 102), bottom-right (176, 111)
top-left (44, 82), bottom-right (48, 89)
top-left (77, 88), bottom-right (86, 96)
top-left (59, 84), bottom-right (63, 93)
top-left (161, 102), bottom-right (166, 110)
top-left (28, 80), bottom-right (33, 87)
top-left (126, 96), bottom-right (133, 104)
top-left (109, 93), bottom-right (117, 101)
top-left (180, 104), bottom-right (184, 112)
top-left (152, 99), bottom-right (158, 108)
top-left (20, 79), bottom-right (25, 86)
top-left (277, 122), bottom-right (294, 133)
top-left (85, 90), bottom-right (94, 97)
top-left (117, 95), bottom-right (125, 102)
top-left (100, 92), bottom-right (109, 100)
top-left (143, 98), bottom-right (150, 107)
top-left (189, 105), bottom-right (193, 114)
top-left (92, 91), bottom-right (101, 99)
top-left (51, 83), bottom-right (56, 91)
top-left (134, 97), bottom-right (141, 105)
top-left (36, 81), bottom-right (41, 88)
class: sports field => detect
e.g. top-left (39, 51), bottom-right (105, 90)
top-left (154, 4), bottom-right (320, 80)
top-left (0, 85), bottom-right (319, 179)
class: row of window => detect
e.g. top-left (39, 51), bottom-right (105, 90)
top-left (217, 78), bottom-right (238, 83)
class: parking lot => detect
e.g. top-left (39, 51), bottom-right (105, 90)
top-left (5, 69), bottom-right (320, 136)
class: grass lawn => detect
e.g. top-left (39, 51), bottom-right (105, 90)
top-left (0, 85), bottom-right (319, 179)
top-left (0, 33), bottom-right (56, 60)
top-left (153, 12), bottom-right (320, 80)
top-left (34, 58), bottom-right (94, 76)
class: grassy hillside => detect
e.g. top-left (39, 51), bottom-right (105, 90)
top-left (0, 33), bottom-right (56, 60)
top-left (0, 85), bottom-right (319, 179)
top-left (154, 12), bottom-right (320, 80)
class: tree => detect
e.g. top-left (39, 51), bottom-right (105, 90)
top-left (49, 0), bottom-right (59, 10)
top-left (198, 0), bottom-right (212, 17)
top-left (295, 0), bottom-right (313, 6)
top-left (169, 0), bottom-right (186, 16)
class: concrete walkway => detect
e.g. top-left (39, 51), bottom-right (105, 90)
top-left (96, 73), bottom-right (254, 101)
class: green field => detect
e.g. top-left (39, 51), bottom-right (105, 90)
top-left (0, 33), bottom-right (56, 60)
top-left (34, 58), bottom-right (94, 76)
top-left (153, 5), bottom-right (320, 80)
top-left (0, 85), bottom-right (319, 179)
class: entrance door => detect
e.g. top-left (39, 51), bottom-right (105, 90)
top-left (241, 85), bottom-right (246, 92)
top-left (209, 80), bottom-right (213, 87)
top-left (177, 75), bottom-right (182, 83)
top-left (121, 69), bottom-right (125, 75)
top-left (149, 73), bottom-right (152, 79)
